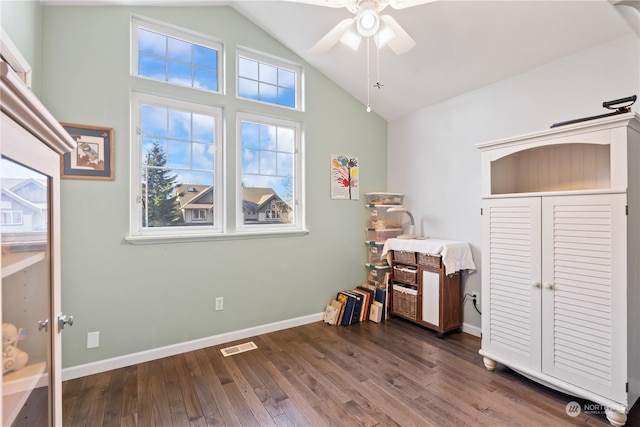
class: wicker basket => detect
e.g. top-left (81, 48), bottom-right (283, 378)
top-left (393, 250), bottom-right (416, 264)
top-left (418, 253), bottom-right (441, 268)
top-left (393, 265), bottom-right (417, 284)
top-left (392, 285), bottom-right (417, 320)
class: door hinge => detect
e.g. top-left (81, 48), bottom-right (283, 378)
top-left (480, 208), bottom-right (483, 215)
top-left (626, 205), bottom-right (629, 216)
top-left (627, 382), bottom-right (629, 392)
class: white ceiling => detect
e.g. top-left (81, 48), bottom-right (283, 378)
top-left (231, 0), bottom-right (634, 121)
top-left (42, 0), bottom-right (636, 121)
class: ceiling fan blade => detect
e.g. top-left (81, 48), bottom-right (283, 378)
top-left (310, 18), bottom-right (355, 54)
top-left (380, 15), bottom-right (416, 54)
top-left (387, 0), bottom-right (439, 9)
top-left (281, 0), bottom-right (349, 8)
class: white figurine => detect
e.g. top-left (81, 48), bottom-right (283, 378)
top-left (2, 323), bottom-right (28, 374)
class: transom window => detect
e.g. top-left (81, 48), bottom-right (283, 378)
top-left (237, 113), bottom-right (302, 231)
top-left (132, 18), bottom-right (221, 92)
top-left (237, 50), bottom-right (301, 109)
top-left (131, 93), bottom-right (223, 237)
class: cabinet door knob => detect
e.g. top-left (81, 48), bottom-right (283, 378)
top-left (543, 282), bottom-right (554, 290)
top-left (531, 281), bottom-right (540, 288)
top-left (37, 319), bottom-right (49, 332)
top-left (58, 313), bottom-right (74, 331)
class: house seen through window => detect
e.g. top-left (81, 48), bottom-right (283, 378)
top-left (238, 113), bottom-right (301, 231)
top-left (131, 93), bottom-right (223, 236)
top-left (129, 17), bottom-right (305, 240)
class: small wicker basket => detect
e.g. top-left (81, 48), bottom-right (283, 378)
top-left (393, 250), bottom-right (416, 264)
top-left (418, 253), bottom-right (441, 268)
top-left (393, 265), bottom-right (417, 284)
top-left (392, 285), bottom-right (417, 320)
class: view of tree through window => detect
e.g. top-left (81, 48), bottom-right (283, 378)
top-left (139, 99), bottom-right (218, 229)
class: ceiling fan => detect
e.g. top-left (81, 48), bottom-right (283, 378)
top-left (287, 0), bottom-right (438, 54)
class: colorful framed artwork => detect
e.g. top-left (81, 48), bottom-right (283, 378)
top-left (60, 123), bottom-right (114, 180)
top-left (331, 155), bottom-right (359, 200)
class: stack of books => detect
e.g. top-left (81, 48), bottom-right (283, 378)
top-left (323, 284), bottom-right (388, 326)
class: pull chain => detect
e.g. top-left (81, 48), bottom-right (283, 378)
top-left (366, 37), bottom-right (371, 113)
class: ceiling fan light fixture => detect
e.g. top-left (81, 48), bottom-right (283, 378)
top-left (374, 19), bottom-right (396, 48)
top-left (356, 8), bottom-right (380, 37)
top-left (340, 23), bottom-right (363, 50)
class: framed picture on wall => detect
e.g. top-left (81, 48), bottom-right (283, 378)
top-left (60, 123), bottom-right (114, 180)
top-left (331, 154), bottom-right (359, 200)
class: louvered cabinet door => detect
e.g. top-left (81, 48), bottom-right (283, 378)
top-left (541, 194), bottom-right (627, 402)
top-left (481, 197), bottom-right (542, 369)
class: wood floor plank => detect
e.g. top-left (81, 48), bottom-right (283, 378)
top-left (62, 319), bottom-right (640, 426)
top-left (175, 353), bottom-right (205, 422)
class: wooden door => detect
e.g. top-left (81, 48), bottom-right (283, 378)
top-left (481, 197), bottom-right (542, 370)
top-left (541, 194), bottom-right (627, 403)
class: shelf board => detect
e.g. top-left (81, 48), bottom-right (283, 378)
top-left (3, 361), bottom-right (47, 426)
top-left (1, 251), bottom-right (45, 278)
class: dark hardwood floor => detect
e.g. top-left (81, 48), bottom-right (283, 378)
top-left (62, 319), bottom-right (640, 426)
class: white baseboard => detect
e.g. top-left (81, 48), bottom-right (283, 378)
top-left (462, 322), bottom-right (481, 338)
top-left (62, 312), bottom-right (324, 381)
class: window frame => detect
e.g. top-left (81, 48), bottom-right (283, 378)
top-left (129, 92), bottom-right (224, 240)
top-left (131, 17), bottom-right (223, 94)
top-left (236, 112), bottom-right (304, 234)
top-left (236, 48), bottom-right (303, 111)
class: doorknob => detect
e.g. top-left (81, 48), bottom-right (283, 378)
top-left (37, 319), bottom-right (49, 332)
top-left (58, 313), bottom-right (74, 330)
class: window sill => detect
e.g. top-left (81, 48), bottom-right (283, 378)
top-left (124, 229), bottom-right (309, 245)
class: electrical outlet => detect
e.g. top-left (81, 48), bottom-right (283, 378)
top-left (87, 331), bottom-right (99, 349)
top-left (215, 297), bottom-right (224, 311)
top-left (471, 292), bottom-right (480, 305)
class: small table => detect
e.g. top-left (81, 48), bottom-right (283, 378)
top-left (382, 238), bottom-right (476, 337)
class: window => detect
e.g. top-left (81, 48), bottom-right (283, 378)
top-left (131, 93), bottom-right (223, 237)
top-left (132, 18), bottom-right (222, 93)
top-left (237, 112), bottom-right (302, 232)
top-left (192, 209), bottom-right (207, 221)
top-left (237, 50), bottom-right (301, 109)
top-left (1, 210), bottom-right (23, 226)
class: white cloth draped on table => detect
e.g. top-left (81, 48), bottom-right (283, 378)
top-left (382, 238), bottom-right (476, 275)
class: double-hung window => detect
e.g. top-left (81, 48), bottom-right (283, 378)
top-left (131, 92), bottom-right (223, 238)
top-left (237, 112), bottom-right (302, 232)
top-left (132, 18), bottom-right (222, 93)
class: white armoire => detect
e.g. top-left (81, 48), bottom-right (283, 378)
top-left (476, 112), bottom-right (640, 427)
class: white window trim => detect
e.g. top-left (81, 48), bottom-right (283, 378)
top-left (236, 47), bottom-right (303, 111)
top-left (131, 16), bottom-right (224, 95)
top-left (235, 111), bottom-right (305, 234)
top-left (127, 92), bottom-right (224, 241)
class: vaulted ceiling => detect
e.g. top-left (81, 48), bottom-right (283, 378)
top-left (232, 0), bottom-right (635, 120)
top-left (42, 1), bottom-right (637, 121)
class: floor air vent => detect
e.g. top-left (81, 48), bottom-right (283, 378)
top-left (220, 341), bottom-right (258, 357)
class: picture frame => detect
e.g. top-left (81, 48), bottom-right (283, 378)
top-left (330, 154), bottom-right (359, 200)
top-left (60, 123), bottom-right (114, 180)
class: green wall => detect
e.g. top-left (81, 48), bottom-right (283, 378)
top-left (1, 0), bottom-right (43, 93)
top-left (5, 3), bottom-right (388, 368)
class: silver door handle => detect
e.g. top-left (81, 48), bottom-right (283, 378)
top-left (58, 313), bottom-right (74, 330)
top-left (37, 319), bottom-right (49, 332)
